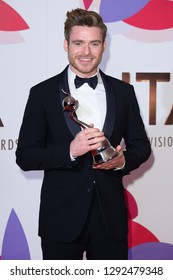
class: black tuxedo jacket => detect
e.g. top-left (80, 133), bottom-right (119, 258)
top-left (16, 66), bottom-right (151, 242)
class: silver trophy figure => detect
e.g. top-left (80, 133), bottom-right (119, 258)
top-left (62, 90), bottom-right (119, 165)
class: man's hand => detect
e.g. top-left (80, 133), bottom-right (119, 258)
top-left (70, 127), bottom-right (105, 158)
top-left (92, 145), bottom-right (125, 170)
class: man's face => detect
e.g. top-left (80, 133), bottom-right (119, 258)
top-left (64, 25), bottom-right (106, 77)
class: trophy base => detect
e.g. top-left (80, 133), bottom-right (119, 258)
top-left (92, 146), bottom-right (119, 165)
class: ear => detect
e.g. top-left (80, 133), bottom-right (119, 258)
top-left (103, 40), bottom-right (106, 52)
top-left (64, 39), bottom-right (68, 52)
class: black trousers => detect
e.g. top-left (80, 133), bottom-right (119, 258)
top-left (41, 192), bottom-right (128, 260)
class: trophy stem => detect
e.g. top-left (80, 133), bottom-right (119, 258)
top-left (69, 111), bottom-right (91, 129)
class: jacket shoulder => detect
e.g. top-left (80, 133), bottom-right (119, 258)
top-left (29, 67), bottom-right (67, 99)
top-left (100, 70), bottom-right (133, 88)
top-left (100, 70), bottom-right (135, 98)
top-left (31, 74), bottom-right (60, 90)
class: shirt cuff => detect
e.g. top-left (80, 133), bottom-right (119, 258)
top-left (70, 152), bottom-right (77, 161)
top-left (114, 160), bottom-right (126, 171)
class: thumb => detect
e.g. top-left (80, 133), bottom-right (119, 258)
top-left (89, 123), bottom-right (94, 128)
top-left (116, 145), bottom-right (122, 152)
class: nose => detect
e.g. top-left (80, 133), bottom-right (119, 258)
top-left (83, 43), bottom-right (90, 55)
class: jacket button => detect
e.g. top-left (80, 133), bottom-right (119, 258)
top-left (87, 188), bottom-right (91, 192)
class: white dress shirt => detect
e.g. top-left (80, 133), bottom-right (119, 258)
top-left (68, 67), bottom-right (106, 131)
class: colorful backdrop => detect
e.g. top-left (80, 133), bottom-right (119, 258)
top-left (0, 0), bottom-right (173, 260)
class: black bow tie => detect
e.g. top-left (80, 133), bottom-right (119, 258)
top-left (74, 75), bottom-right (98, 89)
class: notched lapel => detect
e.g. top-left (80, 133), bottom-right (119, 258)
top-left (100, 71), bottom-right (116, 140)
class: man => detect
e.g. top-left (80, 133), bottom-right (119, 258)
top-left (16, 8), bottom-right (151, 260)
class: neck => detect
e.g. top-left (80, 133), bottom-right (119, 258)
top-left (69, 65), bottom-right (98, 78)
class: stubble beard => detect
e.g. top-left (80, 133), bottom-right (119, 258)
top-left (69, 55), bottom-right (102, 76)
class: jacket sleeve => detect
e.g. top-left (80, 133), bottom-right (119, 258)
top-left (122, 86), bottom-right (151, 175)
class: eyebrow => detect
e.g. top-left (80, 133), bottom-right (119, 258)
top-left (71, 39), bottom-right (102, 44)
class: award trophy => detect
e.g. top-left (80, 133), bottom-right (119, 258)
top-left (62, 90), bottom-right (119, 165)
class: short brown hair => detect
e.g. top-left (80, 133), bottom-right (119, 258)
top-left (64, 8), bottom-right (107, 43)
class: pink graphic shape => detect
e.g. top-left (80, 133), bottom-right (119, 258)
top-left (125, 189), bottom-right (159, 248)
top-left (124, 189), bottom-right (138, 219)
top-left (83, 0), bottom-right (93, 10)
top-left (1, 209), bottom-right (30, 260)
top-left (123, 0), bottom-right (173, 30)
top-left (123, 27), bottom-right (173, 43)
top-left (0, 0), bottom-right (29, 31)
top-left (128, 220), bottom-right (159, 248)
top-left (0, 32), bottom-right (24, 44)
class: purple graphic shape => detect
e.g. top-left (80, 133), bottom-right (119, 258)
top-left (128, 242), bottom-right (173, 260)
top-left (100, 0), bottom-right (149, 23)
top-left (1, 209), bottom-right (30, 260)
